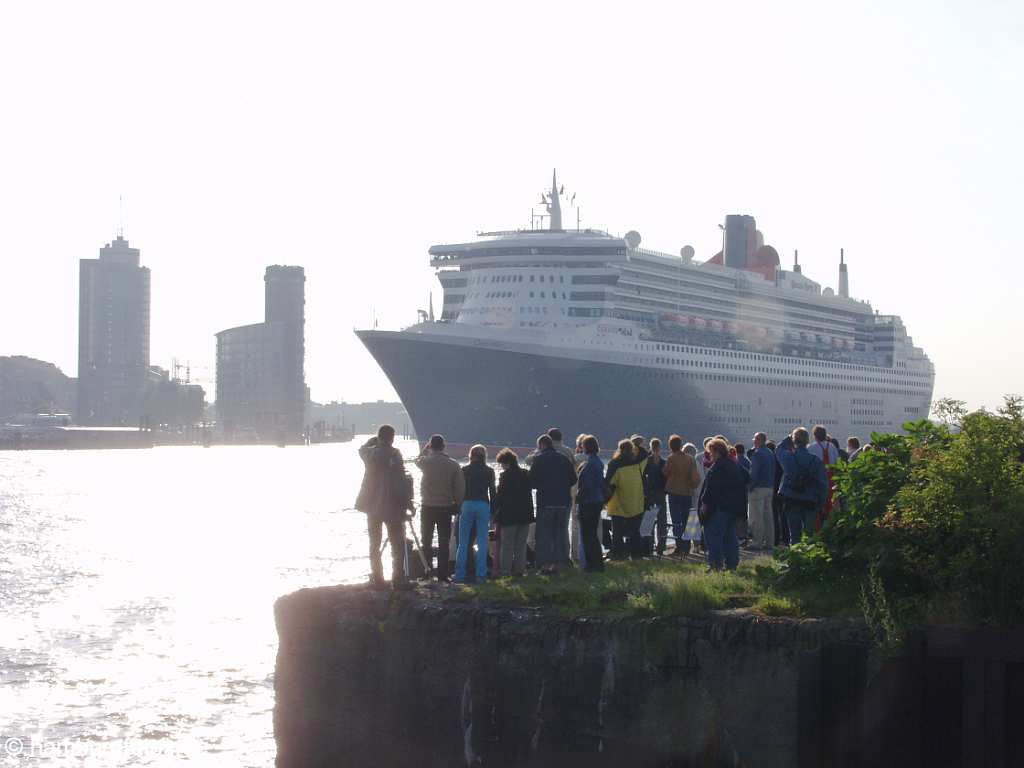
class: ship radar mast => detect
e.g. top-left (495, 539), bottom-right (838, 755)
top-left (532, 170), bottom-right (580, 230)
top-left (546, 169), bottom-right (562, 229)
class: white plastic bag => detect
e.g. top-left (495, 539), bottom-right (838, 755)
top-left (682, 507), bottom-right (702, 540)
top-left (639, 503), bottom-right (659, 538)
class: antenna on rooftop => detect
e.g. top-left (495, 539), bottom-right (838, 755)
top-left (117, 194), bottom-right (125, 238)
top-left (839, 247), bottom-right (849, 298)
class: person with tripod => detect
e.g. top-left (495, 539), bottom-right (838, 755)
top-left (355, 425), bottom-right (415, 590)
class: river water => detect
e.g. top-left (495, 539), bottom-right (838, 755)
top-left (0, 439), bottom-right (420, 766)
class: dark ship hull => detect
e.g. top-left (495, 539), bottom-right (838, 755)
top-left (357, 330), bottom-right (732, 449)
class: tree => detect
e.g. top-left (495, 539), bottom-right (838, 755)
top-left (931, 397), bottom-right (967, 429)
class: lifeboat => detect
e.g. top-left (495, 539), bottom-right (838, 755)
top-left (658, 313), bottom-right (688, 331)
top-left (694, 318), bottom-right (707, 329)
top-left (725, 321), bottom-right (739, 334)
top-left (709, 319), bottom-right (723, 332)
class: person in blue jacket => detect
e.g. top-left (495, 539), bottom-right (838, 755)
top-left (575, 435), bottom-right (606, 573)
top-left (775, 427), bottom-right (829, 543)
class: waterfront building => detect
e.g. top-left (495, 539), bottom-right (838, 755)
top-left (215, 266), bottom-right (306, 441)
top-left (141, 366), bottom-right (205, 429)
top-left (307, 399), bottom-right (413, 439)
top-left (77, 235), bottom-right (151, 425)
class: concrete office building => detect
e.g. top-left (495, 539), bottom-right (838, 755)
top-left (215, 266), bottom-right (306, 441)
top-left (142, 366), bottom-right (206, 429)
top-left (77, 235), bottom-right (151, 425)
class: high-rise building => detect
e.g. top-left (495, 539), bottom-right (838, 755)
top-left (77, 235), bottom-right (151, 425)
top-left (215, 266), bottom-right (306, 441)
top-left (265, 265), bottom-right (305, 434)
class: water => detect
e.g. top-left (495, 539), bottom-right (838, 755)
top-left (0, 439), bottom-right (419, 766)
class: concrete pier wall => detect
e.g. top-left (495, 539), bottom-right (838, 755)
top-left (274, 587), bottom-right (883, 767)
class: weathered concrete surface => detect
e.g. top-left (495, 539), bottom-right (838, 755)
top-left (274, 585), bottom-right (872, 767)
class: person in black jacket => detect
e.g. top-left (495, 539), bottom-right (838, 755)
top-left (455, 445), bottom-right (496, 583)
top-left (494, 448), bottom-right (533, 576)
top-left (643, 437), bottom-right (669, 555)
top-left (697, 438), bottom-right (747, 571)
top-left (766, 440), bottom-right (789, 545)
top-left (528, 434), bottom-right (578, 574)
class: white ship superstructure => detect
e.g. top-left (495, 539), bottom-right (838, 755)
top-left (357, 173), bottom-right (934, 446)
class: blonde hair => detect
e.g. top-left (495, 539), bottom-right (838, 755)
top-left (707, 438), bottom-right (730, 460)
top-left (469, 444), bottom-right (487, 462)
top-left (613, 439), bottom-right (634, 461)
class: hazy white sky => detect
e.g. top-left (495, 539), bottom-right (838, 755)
top-left (1, 0), bottom-right (1021, 410)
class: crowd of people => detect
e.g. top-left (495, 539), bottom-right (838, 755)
top-left (354, 422), bottom-right (865, 588)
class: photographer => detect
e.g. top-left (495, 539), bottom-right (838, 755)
top-left (355, 425), bottom-right (415, 590)
top-left (414, 434), bottom-right (464, 582)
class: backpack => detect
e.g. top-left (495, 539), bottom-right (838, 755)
top-left (790, 455), bottom-right (814, 494)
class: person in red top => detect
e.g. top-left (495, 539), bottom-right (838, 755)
top-left (807, 425), bottom-right (837, 529)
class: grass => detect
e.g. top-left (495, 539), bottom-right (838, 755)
top-left (450, 557), bottom-right (853, 620)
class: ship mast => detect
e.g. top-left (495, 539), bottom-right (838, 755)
top-left (546, 169), bottom-right (562, 230)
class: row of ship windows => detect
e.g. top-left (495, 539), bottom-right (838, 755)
top-left (447, 297), bottom-right (924, 379)
top-left (623, 293), bottom-right (899, 347)
top-left (618, 284), bottom-right (906, 336)
top-left (546, 331), bottom-right (927, 383)
top-left (468, 273), bottom-right (566, 285)
top-left (647, 356), bottom-right (929, 390)
top-left (624, 260), bottom-right (876, 322)
top-left (436, 246), bottom-right (625, 259)
top-left (645, 341), bottom-right (930, 380)
top-left (453, 263), bottom-right (910, 354)
top-left (620, 272), bottom-right (873, 329)
top-left (711, 403), bottom-right (744, 413)
top-left (463, 272), bottom-right (616, 286)
top-left (457, 272), bottom-right (886, 344)
top-left (772, 417), bottom-right (840, 426)
top-left (455, 307), bottom-right (927, 384)
top-left (476, 291), bottom-right (612, 302)
top-left (592, 367), bottom-right (927, 397)
top-left (523, 307), bottom-right (566, 315)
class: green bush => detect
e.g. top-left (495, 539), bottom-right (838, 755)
top-left (773, 396), bottom-right (1024, 634)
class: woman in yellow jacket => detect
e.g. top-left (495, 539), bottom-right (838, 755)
top-left (605, 439), bottom-right (647, 560)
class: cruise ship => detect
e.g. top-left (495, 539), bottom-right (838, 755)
top-left (357, 173), bottom-right (934, 448)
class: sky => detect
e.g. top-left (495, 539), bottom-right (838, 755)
top-left (1, 0), bottom-right (1021, 411)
